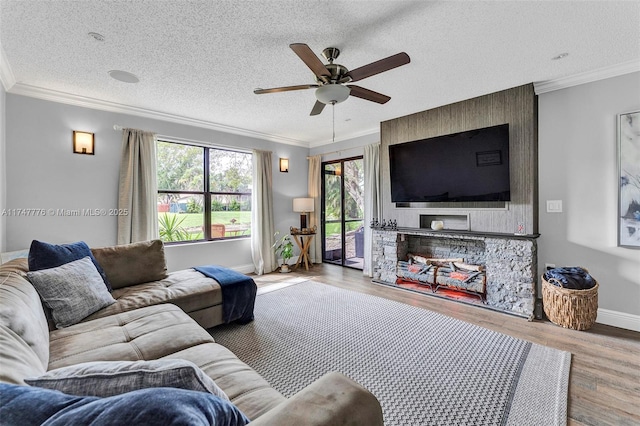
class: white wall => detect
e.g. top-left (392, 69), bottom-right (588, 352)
top-left (0, 85), bottom-right (5, 252)
top-left (538, 71), bottom-right (640, 326)
top-left (4, 94), bottom-right (308, 272)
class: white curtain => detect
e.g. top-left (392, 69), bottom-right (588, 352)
top-left (251, 150), bottom-right (277, 275)
top-left (363, 143), bottom-right (381, 277)
top-left (308, 155), bottom-right (322, 263)
top-left (117, 129), bottom-right (158, 244)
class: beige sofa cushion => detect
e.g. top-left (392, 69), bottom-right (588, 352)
top-left (46, 302), bottom-right (283, 420)
top-left (91, 240), bottom-right (168, 290)
top-left (161, 343), bottom-right (286, 420)
top-left (81, 269), bottom-right (222, 322)
top-left (0, 259), bottom-right (50, 383)
top-left (48, 304), bottom-right (214, 370)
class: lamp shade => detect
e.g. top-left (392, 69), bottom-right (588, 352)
top-left (293, 197), bottom-right (314, 213)
top-left (315, 84), bottom-right (350, 105)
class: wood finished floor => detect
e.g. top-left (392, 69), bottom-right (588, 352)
top-left (252, 264), bottom-right (640, 426)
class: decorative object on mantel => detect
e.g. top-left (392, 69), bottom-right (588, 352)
top-left (618, 110), bottom-right (640, 248)
top-left (370, 218), bottom-right (397, 230)
top-left (430, 220), bottom-right (444, 230)
top-left (272, 232), bottom-right (294, 273)
top-left (542, 267), bottom-right (599, 330)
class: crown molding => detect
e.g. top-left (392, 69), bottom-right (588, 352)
top-left (0, 41), bottom-right (16, 92)
top-left (534, 60), bottom-right (640, 94)
top-left (308, 126), bottom-right (380, 149)
top-left (7, 59), bottom-right (637, 147)
top-left (7, 83), bottom-right (310, 148)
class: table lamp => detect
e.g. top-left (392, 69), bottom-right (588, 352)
top-left (293, 197), bottom-right (314, 230)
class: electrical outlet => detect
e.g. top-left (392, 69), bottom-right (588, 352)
top-left (545, 263), bottom-right (556, 270)
top-left (546, 200), bottom-right (563, 213)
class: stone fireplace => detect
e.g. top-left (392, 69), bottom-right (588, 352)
top-left (372, 228), bottom-right (537, 318)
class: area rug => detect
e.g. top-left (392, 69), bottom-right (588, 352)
top-left (210, 281), bottom-right (570, 425)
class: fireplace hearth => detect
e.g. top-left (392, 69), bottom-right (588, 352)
top-left (372, 228), bottom-right (538, 318)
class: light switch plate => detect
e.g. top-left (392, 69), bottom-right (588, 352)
top-left (546, 200), bottom-right (563, 213)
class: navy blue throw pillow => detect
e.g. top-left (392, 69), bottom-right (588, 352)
top-left (28, 240), bottom-right (112, 292)
top-left (0, 383), bottom-right (250, 426)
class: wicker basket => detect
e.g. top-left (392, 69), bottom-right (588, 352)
top-left (542, 273), bottom-right (598, 331)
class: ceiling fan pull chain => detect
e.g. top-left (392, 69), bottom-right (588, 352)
top-left (332, 103), bottom-right (335, 143)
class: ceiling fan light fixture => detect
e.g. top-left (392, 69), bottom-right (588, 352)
top-left (315, 84), bottom-right (350, 105)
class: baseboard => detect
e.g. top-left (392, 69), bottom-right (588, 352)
top-left (231, 263), bottom-right (256, 274)
top-left (596, 308), bottom-right (640, 332)
top-left (240, 255), bottom-right (303, 274)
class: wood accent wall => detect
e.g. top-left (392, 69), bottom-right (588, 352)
top-left (380, 84), bottom-right (538, 234)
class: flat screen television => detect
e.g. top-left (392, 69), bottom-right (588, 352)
top-left (389, 123), bottom-right (510, 203)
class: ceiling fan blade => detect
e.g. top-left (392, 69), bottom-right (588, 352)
top-left (310, 100), bottom-right (326, 116)
top-left (347, 85), bottom-right (391, 104)
top-left (254, 84), bottom-right (318, 94)
top-left (347, 52), bottom-right (410, 82)
top-left (290, 43), bottom-right (331, 80)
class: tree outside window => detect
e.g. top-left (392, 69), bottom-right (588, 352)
top-left (157, 141), bottom-right (252, 243)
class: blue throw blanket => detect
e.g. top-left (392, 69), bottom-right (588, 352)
top-left (194, 265), bottom-right (256, 324)
top-left (544, 267), bottom-right (597, 290)
top-left (0, 383), bottom-right (249, 426)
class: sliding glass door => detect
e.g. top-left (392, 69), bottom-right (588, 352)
top-left (321, 157), bottom-right (364, 269)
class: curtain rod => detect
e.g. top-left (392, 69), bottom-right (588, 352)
top-left (113, 125), bottom-right (261, 154)
top-left (306, 145), bottom-right (363, 159)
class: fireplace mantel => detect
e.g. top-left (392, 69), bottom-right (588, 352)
top-left (371, 228), bottom-right (537, 319)
top-left (375, 226), bottom-right (540, 241)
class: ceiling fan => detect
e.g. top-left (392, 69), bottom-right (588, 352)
top-left (254, 43), bottom-right (410, 116)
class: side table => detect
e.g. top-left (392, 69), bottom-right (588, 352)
top-left (291, 232), bottom-right (315, 271)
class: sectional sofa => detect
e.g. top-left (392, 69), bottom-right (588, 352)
top-left (0, 239), bottom-right (383, 425)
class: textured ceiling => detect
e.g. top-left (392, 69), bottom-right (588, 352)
top-left (1, 1), bottom-right (639, 147)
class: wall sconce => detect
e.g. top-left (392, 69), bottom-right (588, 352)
top-left (279, 158), bottom-right (289, 173)
top-left (73, 131), bottom-right (95, 155)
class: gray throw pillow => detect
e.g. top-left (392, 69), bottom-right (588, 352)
top-left (26, 256), bottom-right (116, 328)
top-left (25, 359), bottom-right (229, 401)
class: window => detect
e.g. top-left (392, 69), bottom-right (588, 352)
top-left (157, 141), bottom-right (252, 243)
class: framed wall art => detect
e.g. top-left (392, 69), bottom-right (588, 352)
top-left (618, 110), bottom-right (640, 248)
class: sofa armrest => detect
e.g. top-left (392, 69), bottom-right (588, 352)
top-left (250, 372), bottom-right (383, 426)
